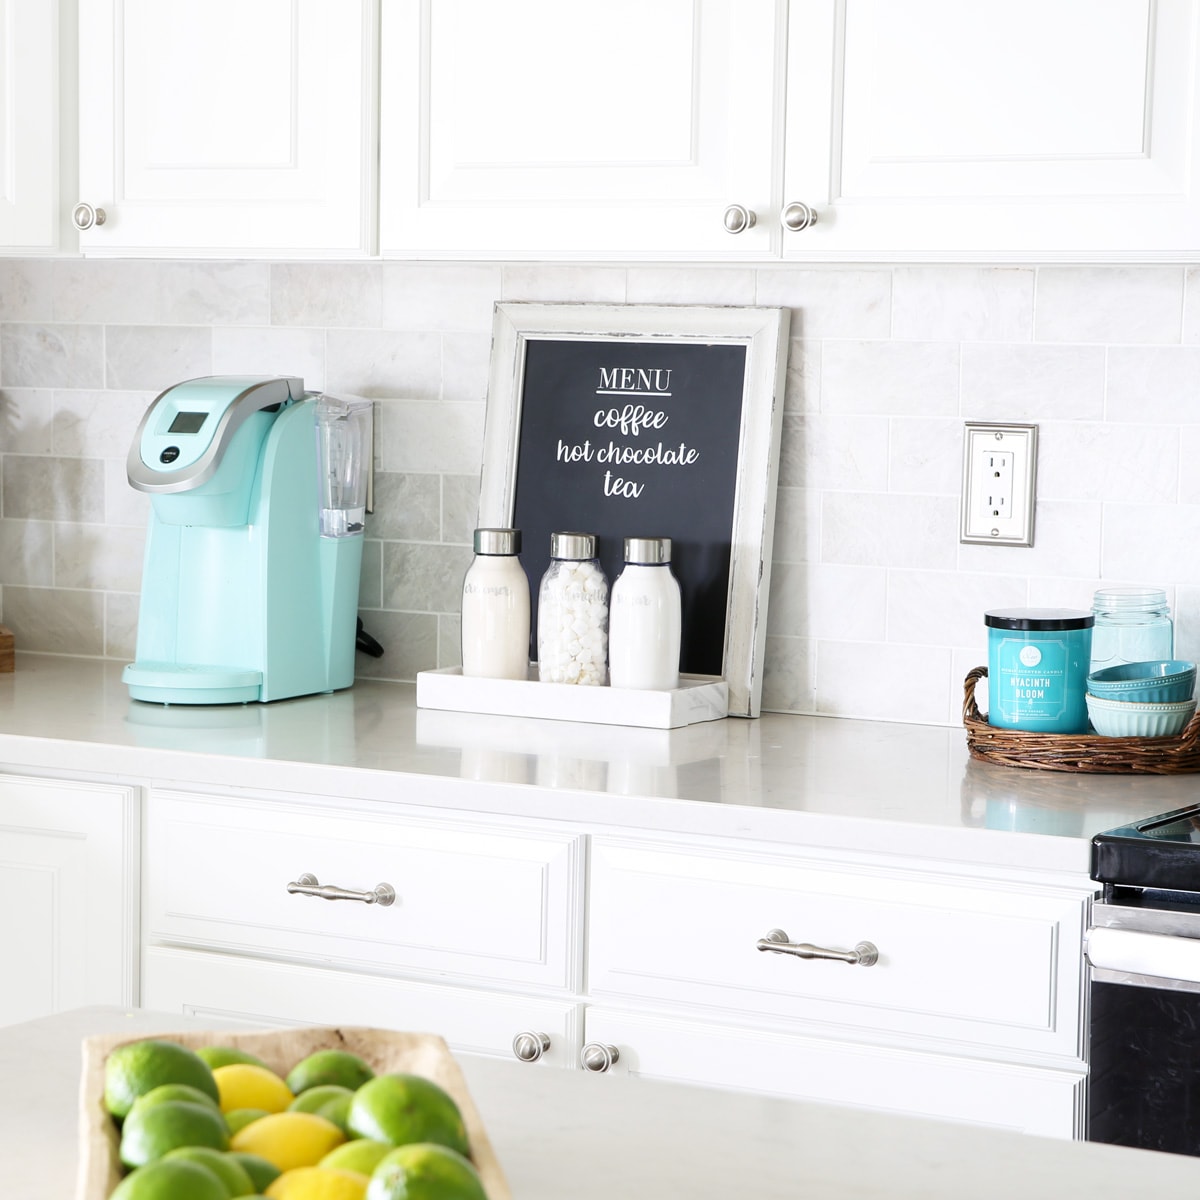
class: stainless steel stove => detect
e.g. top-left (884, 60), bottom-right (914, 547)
top-left (1088, 805), bottom-right (1200, 1154)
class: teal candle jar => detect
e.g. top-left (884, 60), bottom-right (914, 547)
top-left (985, 608), bottom-right (1094, 733)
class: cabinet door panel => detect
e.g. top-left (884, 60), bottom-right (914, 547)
top-left (0, 0), bottom-right (58, 251)
top-left (786, 0), bottom-right (1200, 259)
top-left (78, 0), bottom-right (376, 256)
top-left (0, 776), bottom-right (138, 1025)
top-left (584, 1006), bottom-right (1084, 1139)
top-left (381, 0), bottom-right (785, 259)
top-left (144, 945), bottom-right (584, 1068)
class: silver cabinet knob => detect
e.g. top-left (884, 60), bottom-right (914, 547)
top-left (781, 201), bottom-right (818, 232)
top-left (581, 1042), bottom-right (620, 1073)
top-left (512, 1031), bottom-right (551, 1063)
top-left (72, 202), bottom-right (106, 231)
top-left (286, 872), bottom-right (395, 907)
top-left (756, 927), bottom-right (878, 966)
top-left (722, 204), bottom-right (757, 234)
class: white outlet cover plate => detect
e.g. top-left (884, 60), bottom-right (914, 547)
top-left (960, 422), bottom-right (1038, 546)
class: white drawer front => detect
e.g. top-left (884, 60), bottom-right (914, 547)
top-left (582, 1006), bottom-right (1083, 1139)
top-left (588, 839), bottom-right (1086, 1058)
top-left (144, 945), bottom-right (583, 1068)
top-left (146, 790), bottom-right (583, 991)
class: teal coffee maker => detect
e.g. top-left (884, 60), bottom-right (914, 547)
top-left (122, 376), bottom-right (371, 704)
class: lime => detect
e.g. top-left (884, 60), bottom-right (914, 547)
top-left (365, 1144), bottom-right (486, 1200)
top-left (214, 1064), bottom-right (295, 1114)
top-left (197, 1046), bottom-right (271, 1071)
top-left (289, 1085), bottom-right (353, 1132)
top-left (230, 1111), bottom-right (346, 1172)
top-left (130, 1083), bottom-right (223, 1117)
top-left (286, 1050), bottom-right (374, 1095)
top-left (347, 1075), bottom-right (468, 1156)
top-left (109, 1157), bottom-right (231, 1200)
top-left (105, 1039), bottom-right (220, 1119)
top-left (319, 1141), bottom-right (392, 1176)
top-left (120, 1099), bottom-right (230, 1169)
top-left (264, 1165), bottom-right (370, 1200)
top-left (227, 1108), bottom-right (271, 1135)
top-left (164, 1147), bottom-right (257, 1197)
top-left (229, 1151), bottom-right (283, 1192)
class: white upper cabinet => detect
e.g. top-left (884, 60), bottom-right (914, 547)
top-left (785, 0), bottom-right (1200, 261)
top-left (379, 0), bottom-right (786, 260)
top-left (0, 0), bottom-right (62, 252)
top-left (382, 0), bottom-right (1200, 262)
top-left (77, 0), bottom-right (378, 257)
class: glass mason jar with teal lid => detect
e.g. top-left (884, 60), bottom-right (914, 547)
top-left (985, 608), bottom-right (1094, 733)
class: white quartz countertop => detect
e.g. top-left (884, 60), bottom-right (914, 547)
top-left (2, 653), bottom-right (1197, 874)
top-left (11, 1006), bottom-right (1200, 1200)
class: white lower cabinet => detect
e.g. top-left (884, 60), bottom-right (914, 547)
top-left (141, 787), bottom-right (587, 1068)
top-left (0, 774), bottom-right (139, 1025)
top-left (585, 834), bottom-right (1092, 1136)
top-left (143, 945), bottom-right (583, 1069)
top-left (580, 1006), bottom-right (1084, 1138)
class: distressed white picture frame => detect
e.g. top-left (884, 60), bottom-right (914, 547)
top-left (477, 302), bottom-right (790, 718)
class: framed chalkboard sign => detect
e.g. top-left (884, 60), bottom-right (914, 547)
top-left (477, 303), bottom-right (790, 718)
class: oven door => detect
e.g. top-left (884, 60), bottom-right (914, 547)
top-left (1087, 900), bottom-right (1200, 1155)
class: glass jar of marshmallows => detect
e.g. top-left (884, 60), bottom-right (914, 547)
top-left (536, 531), bottom-right (609, 686)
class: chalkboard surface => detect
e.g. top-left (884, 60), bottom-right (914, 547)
top-left (512, 337), bottom-right (747, 676)
top-left (479, 303), bottom-right (789, 717)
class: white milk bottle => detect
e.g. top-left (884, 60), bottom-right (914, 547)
top-left (608, 537), bottom-right (681, 690)
top-left (460, 528), bottom-right (530, 680)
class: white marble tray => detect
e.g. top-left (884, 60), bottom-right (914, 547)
top-left (416, 667), bottom-right (729, 729)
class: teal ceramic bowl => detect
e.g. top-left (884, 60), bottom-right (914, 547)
top-left (1086, 659), bottom-right (1196, 704)
top-left (1086, 693), bottom-right (1197, 738)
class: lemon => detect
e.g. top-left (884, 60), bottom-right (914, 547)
top-left (105, 1039), bottom-right (220, 1120)
top-left (265, 1166), bottom-right (369, 1200)
top-left (347, 1075), bottom-right (468, 1156)
top-left (119, 1099), bottom-right (230, 1169)
top-left (319, 1141), bottom-right (392, 1176)
top-left (197, 1045), bottom-right (271, 1071)
top-left (109, 1158), bottom-right (231, 1200)
top-left (214, 1064), bottom-right (295, 1114)
top-left (227, 1108), bottom-right (271, 1135)
top-left (129, 1083), bottom-right (223, 1117)
top-left (230, 1111), bottom-right (346, 1172)
top-left (229, 1151), bottom-right (283, 1193)
top-left (164, 1146), bottom-right (257, 1197)
top-left (286, 1050), bottom-right (374, 1095)
top-left (365, 1144), bottom-right (486, 1200)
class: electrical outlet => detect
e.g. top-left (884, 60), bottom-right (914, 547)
top-left (960, 422), bottom-right (1038, 546)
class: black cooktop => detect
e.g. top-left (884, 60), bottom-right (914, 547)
top-left (1092, 804), bottom-right (1200, 893)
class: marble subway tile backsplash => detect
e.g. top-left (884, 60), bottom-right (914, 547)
top-left (3, 258), bottom-right (1200, 727)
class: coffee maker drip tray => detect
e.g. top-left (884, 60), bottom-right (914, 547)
top-left (123, 661), bottom-right (264, 705)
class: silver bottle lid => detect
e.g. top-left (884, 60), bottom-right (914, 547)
top-left (624, 537), bottom-right (672, 565)
top-left (549, 531), bottom-right (597, 560)
top-left (473, 528), bottom-right (521, 555)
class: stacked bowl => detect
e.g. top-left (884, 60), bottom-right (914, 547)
top-left (1086, 660), bottom-right (1197, 737)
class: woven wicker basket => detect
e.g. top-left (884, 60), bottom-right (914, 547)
top-left (963, 665), bottom-right (1200, 774)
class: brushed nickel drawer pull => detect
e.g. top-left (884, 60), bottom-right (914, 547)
top-left (581, 1042), bottom-right (620, 1073)
top-left (512, 1031), bottom-right (551, 1063)
top-left (287, 872), bottom-right (395, 907)
top-left (756, 927), bottom-right (878, 966)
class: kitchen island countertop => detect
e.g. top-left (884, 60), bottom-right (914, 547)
top-left (10, 1005), bottom-right (1200, 1200)
top-left (1, 653), bottom-right (1197, 874)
